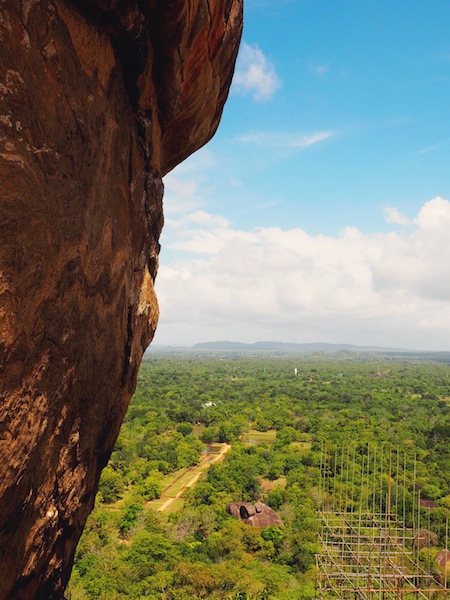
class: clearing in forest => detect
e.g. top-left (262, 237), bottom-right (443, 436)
top-left (242, 429), bottom-right (277, 444)
top-left (148, 442), bottom-right (231, 513)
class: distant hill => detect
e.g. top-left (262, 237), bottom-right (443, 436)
top-left (190, 341), bottom-right (409, 353)
top-left (145, 342), bottom-right (450, 363)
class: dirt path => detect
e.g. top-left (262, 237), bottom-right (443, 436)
top-left (157, 443), bottom-right (231, 512)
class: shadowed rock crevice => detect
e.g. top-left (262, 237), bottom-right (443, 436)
top-left (0, 0), bottom-right (242, 597)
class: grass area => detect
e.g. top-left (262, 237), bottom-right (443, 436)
top-left (147, 467), bottom-right (199, 510)
top-left (148, 497), bottom-right (167, 510)
top-left (168, 472), bottom-right (197, 497)
top-left (259, 476), bottom-right (287, 493)
top-left (161, 468), bottom-right (190, 490)
top-left (165, 498), bottom-right (185, 512)
top-left (242, 429), bottom-right (277, 445)
top-left (147, 443), bottom-right (230, 513)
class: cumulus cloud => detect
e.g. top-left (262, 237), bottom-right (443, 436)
top-left (233, 42), bottom-right (281, 101)
top-left (154, 197), bottom-right (450, 349)
top-left (414, 196), bottom-right (450, 230)
top-left (374, 197), bottom-right (450, 301)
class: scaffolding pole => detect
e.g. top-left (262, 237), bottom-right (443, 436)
top-left (316, 444), bottom-right (448, 599)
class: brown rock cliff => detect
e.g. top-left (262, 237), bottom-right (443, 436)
top-left (0, 1), bottom-right (242, 597)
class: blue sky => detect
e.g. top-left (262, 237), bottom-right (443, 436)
top-left (152, 1), bottom-right (450, 350)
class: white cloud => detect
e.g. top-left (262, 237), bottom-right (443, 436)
top-left (374, 197), bottom-right (450, 301)
top-left (154, 197), bottom-right (450, 350)
top-left (414, 196), bottom-right (450, 230)
top-left (383, 206), bottom-right (410, 225)
top-left (233, 42), bottom-right (281, 101)
top-left (162, 148), bottom-right (217, 216)
top-left (165, 212), bottom-right (230, 233)
top-left (237, 130), bottom-right (334, 148)
top-left (163, 175), bottom-right (202, 216)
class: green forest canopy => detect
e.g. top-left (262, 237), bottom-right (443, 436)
top-left (67, 353), bottom-right (450, 600)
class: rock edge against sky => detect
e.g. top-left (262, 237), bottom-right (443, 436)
top-left (0, 1), bottom-right (242, 596)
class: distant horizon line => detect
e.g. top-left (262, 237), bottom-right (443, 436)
top-left (146, 340), bottom-right (450, 353)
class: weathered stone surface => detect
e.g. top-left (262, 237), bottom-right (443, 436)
top-left (227, 502), bottom-right (284, 528)
top-left (0, 0), bottom-right (242, 597)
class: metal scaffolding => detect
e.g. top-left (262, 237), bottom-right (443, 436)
top-left (315, 444), bottom-right (449, 599)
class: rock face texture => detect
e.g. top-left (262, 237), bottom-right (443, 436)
top-left (0, 1), bottom-right (242, 598)
top-left (227, 502), bottom-right (284, 528)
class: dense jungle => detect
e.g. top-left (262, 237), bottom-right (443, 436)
top-left (67, 352), bottom-right (450, 599)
